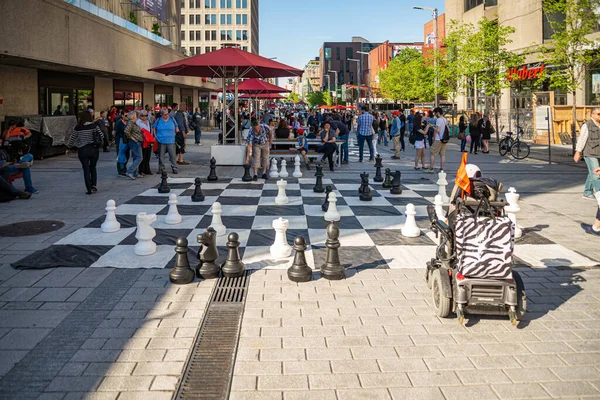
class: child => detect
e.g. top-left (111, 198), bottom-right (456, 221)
top-left (289, 128), bottom-right (311, 170)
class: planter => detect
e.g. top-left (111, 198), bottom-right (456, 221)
top-left (211, 144), bottom-right (246, 166)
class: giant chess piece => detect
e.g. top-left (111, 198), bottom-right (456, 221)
top-left (209, 202), bottom-right (227, 237)
top-left (270, 217), bottom-right (292, 259)
top-left (382, 168), bottom-right (393, 189)
top-left (158, 171), bottom-right (170, 193)
top-left (170, 237), bottom-right (195, 284)
top-left (401, 203), bottom-right (421, 237)
top-left (101, 199), bottom-right (120, 233)
top-left (324, 192), bottom-right (341, 222)
top-left (390, 171), bottom-right (402, 195)
top-left (434, 194), bottom-right (447, 222)
top-left (359, 173), bottom-right (372, 201)
top-left (191, 177), bottom-right (205, 202)
top-left (165, 193), bottom-right (182, 225)
top-left (287, 236), bottom-right (312, 282)
top-left (134, 212), bottom-right (157, 256)
top-left (293, 155), bottom-right (302, 178)
top-left (221, 232), bottom-right (245, 278)
top-left (321, 185), bottom-right (333, 212)
top-left (320, 221), bottom-right (345, 280)
top-left (313, 164), bottom-right (325, 193)
top-left (437, 170), bottom-right (449, 203)
top-left (269, 158), bottom-right (280, 178)
top-left (242, 164), bottom-right (253, 182)
top-left (207, 157), bottom-right (218, 181)
top-left (374, 155), bottom-right (384, 182)
top-left (505, 187), bottom-right (522, 239)
top-left (279, 159), bottom-right (289, 178)
top-left (275, 179), bottom-right (289, 205)
top-left (196, 227), bottom-right (220, 279)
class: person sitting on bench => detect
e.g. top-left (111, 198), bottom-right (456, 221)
top-left (289, 128), bottom-right (311, 170)
top-left (0, 150), bottom-right (38, 194)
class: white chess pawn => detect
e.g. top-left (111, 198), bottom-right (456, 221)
top-left (434, 195), bottom-right (447, 223)
top-left (164, 193), bottom-right (182, 225)
top-left (324, 192), bottom-right (341, 222)
top-left (269, 158), bottom-right (279, 178)
top-left (504, 187), bottom-right (522, 239)
top-left (401, 204), bottom-right (420, 238)
top-left (101, 199), bottom-right (120, 233)
top-left (209, 202), bottom-right (227, 237)
top-left (437, 171), bottom-right (449, 203)
top-left (270, 217), bottom-right (292, 258)
top-left (275, 179), bottom-right (289, 205)
top-left (134, 212), bottom-right (157, 256)
top-left (292, 155), bottom-right (302, 178)
top-left (279, 159), bottom-right (289, 178)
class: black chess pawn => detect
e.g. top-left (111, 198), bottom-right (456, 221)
top-left (382, 168), bottom-right (392, 189)
top-left (169, 237), bottom-right (195, 284)
top-left (242, 164), bottom-right (253, 182)
top-left (313, 164), bottom-right (325, 193)
top-left (321, 185), bottom-right (333, 212)
top-left (359, 173), bottom-right (372, 201)
top-left (358, 172), bottom-right (366, 194)
top-left (287, 236), bottom-right (312, 282)
top-left (158, 171), bottom-right (170, 194)
top-left (320, 221), bottom-right (345, 280)
top-left (207, 157), bottom-right (218, 181)
top-left (374, 155), bottom-right (384, 182)
top-left (221, 232), bottom-right (245, 278)
top-left (390, 170), bottom-right (402, 195)
top-left (196, 227), bottom-right (220, 279)
top-left (191, 177), bottom-right (205, 202)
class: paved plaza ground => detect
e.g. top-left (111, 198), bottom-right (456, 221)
top-left (0, 131), bottom-right (599, 400)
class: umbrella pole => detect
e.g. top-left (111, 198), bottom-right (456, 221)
top-left (222, 76), bottom-right (227, 143)
top-left (234, 73), bottom-right (239, 145)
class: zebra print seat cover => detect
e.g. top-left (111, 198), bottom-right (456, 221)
top-left (455, 214), bottom-right (514, 279)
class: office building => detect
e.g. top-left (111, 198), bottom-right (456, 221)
top-left (302, 59), bottom-right (321, 98)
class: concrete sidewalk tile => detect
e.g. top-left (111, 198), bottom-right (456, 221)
top-left (236, 348), bottom-right (259, 361)
top-left (284, 390), bottom-right (337, 400)
top-left (0, 287), bottom-right (44, 302)
top-left (330, 360), bottom-right (380, 374)
top-left (119, 319), bottom-right (160, 330)
top-left (359, 316), bottom-right (400, 326)
top-left (0, 269), bottom-right (52, 288)
top-left (281, 301), bottom-right (318, 309)
top-left (358, 372), bottom-right (411, 388)
top-left (174, 328), bottom-right (198, 338)
top-left (482, 343), bottom-right (532, 356)
top-left (36, 393), bottom-right (68, 400)
top-left (350, 347), bottom-right (399, 360)
top-left (493, 331), bottom-right (540, 343)
top-left (84, 362), bottom-right (136, 376)
top-left (70, 350), bottom-right (121, 363)
top-left (33, 268), bottom-right (85, 287)
top-left (491, 383), bottom-right (551, 399)
top-left (150, 376), bottom-right (177, 391)
top-left (133, 327), bottom-right (177, 338)
top-left (394, 346), bottom-right (443, 358)
top-left (0, 327), bottom-right (52, 350)
top-left (550, 365), bottom-right (600, 380)
top-left (65, 268), bottom-right (114, 288)
top-left (469, 356), bottom-right (521, 369)
top-left (559, 352), bottom-right (600, 365)
top-left (229, 392), bottom-right (282, 400)
top-left (264, 308), bottom-right (300, 318)
top-left (338, 308), bottom-right (378, 317)
top-left (0, 349), bottom-right (28, 375)
top-left (91, 328), bottom-right (136, 339)
top-left (102, 338), bottom-right (150, 350)
top-left (425, 356), bottom-right (476, 371)
top-left (63, 393), bottom-right (118, 400)
top-left (257, 375), bottom-right (308, 390)
top-left (40, 302), bottom-right (80, 311)
top-left (261, 327), bottom-right (302, 337)
top-left (283, 337), bottom-right (326, 349)
top-left (441, 385), bottom-right (499, 400)
top-left (302, 326), bottom-right (344, 337)
top-left (231, 375), bottom-right (257, 391)
top-left (514, 354), bottom-right (567, 368)
top-left (326, 336), bottom-right (370, 348)
top-left (306, 348), bottom-right (353, 361)
top-left (438, 344), bottom-right (488, 357)
top-left (452, 333), bottom-right (499, 344)
top-left (456, 369), bottom-right (511, 385)
top-left (389, 387), bottom-right (445, 400)
top-left (116, 392), bottom-right (172, 400)
top-left (407, 371), bottom-right (461, 387)
top-left (45, 376), bottom-right (104, 392)
top-left (157, 318), bottom-right (201, 328)
top-left (58, 362), bottom-right (89, 377)
top-left (239, 337), bottom-right (282, 349)
top-left (377, 358), bottom-right (428, 373)
top-left (342, 325), bottom-right (386, 336)
top-left (32, 287), bottom-right (78, 302)
top-left (308, 374), bottom-right (361, 389)
top-left (164, 349), bottom-right (189, 362)
top-left (284, 360), bottom-right (331, 375)
top-left (410, 334), bottom-right (457, 346)
top-left (282, 317), bottom-right (322, 327)
top-left (117, 349), bottom-right (166, 362)
top-left (147, 337), bottom-right (193, 349)
top-left (523, 341), bottom-right (575, 354)
top-left (565, 340), bottom-right (600, 353)
top-left (242, 317), bottom-right (282, 328)
top-left (234, 361), bottom-right (282, 375)
top-left (260, 348), bottom-right (306, 362)
top-left (97, 376), bottom-right (154, 391)
top-left (336, 388), bottom-right (391, 400)
top-left (383, 325), bottom-right (427, 335)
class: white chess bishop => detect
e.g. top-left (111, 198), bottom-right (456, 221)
top-left (134, 212), bottom-right (157, 256)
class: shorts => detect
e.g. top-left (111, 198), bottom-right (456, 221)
top-left (430, 140), bottom-right (447, 156)
top-left (252, 143), bottom-right (269, 169)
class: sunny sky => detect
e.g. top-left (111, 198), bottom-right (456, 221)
top-left (258, 0), bottom-right (446, 70)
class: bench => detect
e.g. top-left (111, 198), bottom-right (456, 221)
top-left (8, 172), bottom-right (22, 184)
top-left (269, 139), bottom-right (345, 167)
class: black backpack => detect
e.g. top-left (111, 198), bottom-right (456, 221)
top-left (441, 120), bottom-right (450, 144)
top-left (92, 127), bottom-right (103, 148)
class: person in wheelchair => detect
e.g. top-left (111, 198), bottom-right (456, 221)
top-left (2, 120), bottom-right (33, 160)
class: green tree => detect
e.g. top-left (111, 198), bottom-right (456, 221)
top-left (379, 48), bottom-right (434, 102)
top-left (286, 93), bottom-right (300, 103)
top-left (323, 91), bottom-right (333, 106)
top-left (307, 91), bottom-right (325, 107)
top-left (539, 0), bottom-right (600, 152)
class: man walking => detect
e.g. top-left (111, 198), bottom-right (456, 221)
top-left (356, 107), bottom-right (374, 162)
top-left (428, 107), bottom-right (448, 173)
top-left (245, 120), bottom-right (271, 180)
top-left (192, 107), bottom-right (203, 145)
top-left (171, 103), bottom-right (190, 165)
top-left (389, 110), bottom-right (402, 159)
top-left (575, 107), bottom-right (600, 200)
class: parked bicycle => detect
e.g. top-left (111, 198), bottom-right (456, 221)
top-left (499, 126), bottom-right (530, 160)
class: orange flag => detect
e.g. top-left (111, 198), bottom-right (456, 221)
top-left (455, 152), bottom-right (471, 195)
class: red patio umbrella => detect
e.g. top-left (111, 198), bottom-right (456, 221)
top-left (216, 78), bottom-right (290, 94)
top-left (240, 93), bottom-right (285, 99)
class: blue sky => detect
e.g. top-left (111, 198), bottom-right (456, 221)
top-left (258, 0), bottom-right (445, 69)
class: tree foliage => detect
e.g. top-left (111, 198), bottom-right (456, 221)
top-left (306, 91), bottom-right (325, 107)
top-left (323, 91), bottom-right (333, 106)
top-left (439, 21), bottom-right (479, 103)
top-left (286, 92), bottom-right (300, 103)
top-left (379, 48), bottom-right (434, 102)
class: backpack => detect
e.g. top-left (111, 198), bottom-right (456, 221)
top-left (92, 127), bottom-right (103, 148)
top-left (441, 119), bottom-right (450, 143)
top-left (409, 131), bottom-right (416, 145)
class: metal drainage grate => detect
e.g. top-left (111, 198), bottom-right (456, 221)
top-left (175, 273), bottom-right (250, 400)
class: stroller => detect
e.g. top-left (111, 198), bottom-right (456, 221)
top-left (425, 177), bottom-right (527, 326)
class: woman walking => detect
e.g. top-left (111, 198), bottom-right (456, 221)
top-left (458, 115), bottom-right (467, 152)
top-left (122, 111), bottom-right (143, 180)
top-left (67, 111), bottom-right (104, 195)
top-left (413, 113), bottom-right (429, 170)
top-left (378, 113), bottom-right (389, 146)
top-left (153, 108), bottom-right (179, 174)
top-left (479, 114), bottom-right (491, 153)
top-left (137, 110), bottom-right (154, 176)
top-left (469, 113), bottom-right (481, 154)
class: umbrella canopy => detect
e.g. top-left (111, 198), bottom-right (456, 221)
top-left (240, 93), bottom-right (285, 99)
top-left (149, 47), bottom-right (303, 79)
top-left (216, 78), bottom-right (290, 94)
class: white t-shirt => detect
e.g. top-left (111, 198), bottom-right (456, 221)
top-left (435, 117), bottom-right (447, 141)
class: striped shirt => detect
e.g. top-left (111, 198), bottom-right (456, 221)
top-left (67, 122), bottom-right (103, 148)
top-left (357, 112), bottom-right (374, 136)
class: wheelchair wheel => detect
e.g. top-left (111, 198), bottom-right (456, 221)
top-left (510, 141), bottom-right (530, 160)
top-left (513, 271), bottom-right (527, 321)
top-left (431, 269), bottom-right (451, 318)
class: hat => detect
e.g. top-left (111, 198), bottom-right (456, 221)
top-left (297, 128), bottom-right (304, 135)
top-left (465, 164), bottom-right (481, 179)
top-left (392, 110), bottom-right (400, 116)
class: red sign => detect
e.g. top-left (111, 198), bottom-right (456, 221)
top-left (507, 63), bottom-right (545, 81)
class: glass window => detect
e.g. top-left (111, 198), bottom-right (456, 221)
top-left (196, 0), bottom-right (201, 7)
top-left (324, 47), bottom-right (331, 60)
top-left (211, 30), bottom-right (217, 40)
top-left (346, 61), bottom-right (350, 72)
top-left (196, 46), bottom-right (202, 54)
top-left (189, 15), bottom-right (194, 24)
top-left (189, 31), bottom-right (195, 40)
top-left (182, 0), bottom-right (186, 8)
top-left (181, 30), bottom-right (185, 41)
top-left (205, 0), bottom-right (216, 8)
top-left (227, 14), bottom-right (232, 24)
top-left (221, 14), bottom-right (225, 24)
top-left (336, 47), bottom-right (340, 60)
top-left (196, 30), bottom-right (202, 40)
top-left (236, 30), bottom-right (241, 40)
top-left (242, 46), bottom-right (248, 51)
top-left (205, 14), bottom-right (211, 24)
top-left (190, 47), bottom-right (195, 55)
top-left (181, 15), bottom-right (185, 25)
top-left (155, 94), bottom-right (173, 109)
top-left (220, 0), bottom-right (232, 7)
top-left (220, 14), bottom-right (231, 24)
top-left (220, 30), bottom-right (226, 40)
top-left (205, 30), bottom-right (211, 40)
top-left (212, 46), bottom-right (217, 51)
top-left (188, 0), bottom-right (193, 8)
top-left (236, 14), bottom-right (241, 24)
top-left (345, 47), bottom-right (352, 59)
top-left (195, 14), bottom-right (201, 24)
top-left (227, 30), bottom-right (232, 40)
top-left (242, 30), bottom-right (247, 40)
top-left (212, 14), bottom-right (217, 24)
top-left (464, 0), bottom-right (483, 12)
top-left (114, 91), bottom-right (142, 112)
top-left (236, 0), bottom-right (247, 7)
top-left (205, 46), bottom-right (211, 53)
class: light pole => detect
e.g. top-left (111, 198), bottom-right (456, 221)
top-left (357, 51), bottom-right (370, 105)
top-left (327, 70), bottom-right (338, 105)
top-left (325, 74), bottom-right (331, 99)
top-left (348, 58), bottom-right (361, 106)
top-left (414, 5), bottom-right (439, 108)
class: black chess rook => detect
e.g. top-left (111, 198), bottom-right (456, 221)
top-left (242, 164), bottom-right (253, 182)
top-left (207, 157), bottom-right (218, 181)
top-left (191, 177), bottom-right (205, 202)
top-left (390, 170), bottom-right (402, 195)
top-left (320, 221), bottom-right (345, 280)
top-left (196, 227), bottom-right (220, 279)
top-left (169, 237), bottom-right (195, 284)
top-left (374, 155), bottom-right (384, 182)
top-left (321, 185), bottom-right (333, 212)
top-left (313, 164), bottom-right (325, 193)
top-left (158, 171), bottom-right (170, 193)
top-left (382, 168), bottom-right (392, 189)
top-left (221, 232), bottom-right (245, 278)
top-left (287, 236), bottom-right (312, 282)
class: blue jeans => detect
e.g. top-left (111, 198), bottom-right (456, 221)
top-left (194, 127), bottom-right (202, 144)
top-left (378, 130), bottom-right (388, 145)
top-left (338, 135), bottom-right (348, 163)
top-left (126, 141), bottom-right (143, 176)
top-left (460, 138), bottom-right (467, 152)
top-left (584, 156), bottom-right (600, 195)
top-left (357, 134), bottom-right (374, 162)
top-left (1, 153), bottom-right (35, 192)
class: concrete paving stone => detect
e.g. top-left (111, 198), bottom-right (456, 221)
top-left (281, 301), bottom-right (319, 309)
top-left (326, 336), bottom-right (370, 348)
top-left (66, 288), bottom-right (94, 302)
top-left (338, 308), bottom-right (378, 317)
top-left (283, 317), bottom-right (323, 327)
top-left (0, 328), bottom-right (52, 350)
top-left (284, 390), bottom-right (337, 400)
top-left (566, 340), bottom-right (600, 352)
top-left (97, 376), bottom-right (154, 391)
top-left (282, 337), bottom-right (326, 349)
top-left (306, 348), bottom-right (353, 361)
top-left (163, 348), bottom-right (189, 362)
top-left (342, 325), bottom-right (387, 336)
top-left (573, 330), bottom-right (600, 340)
top-left (239, 337), bottom-right (282, 349)
top-left (359, 316), bottom-right (401, 326)
top-left (541, 320), bottom-right (587, 331)
top-left (0, 269), bottom-right (52, 287)
top-left (84, 362), bottom-right (137, 376)
top-left (106, 310), bottom-right (149, 320)
top-left (455, 369), bottom-right (512, 385)
top-left (437, 344), bottom-right (488, 357)
top-left (559, 352), bottom-right (600, 365)
top-left (350, 347), bottom-right (399, 360)
top-left (237, 348), bottom-right (259, 361)
top-left (150, 376), bottom-right (178, 391)
top-left (57, 362), bottom-right (89, 376)
top-left (550, 365), bottom-right (600, 380)
top-left (377, 358), bottom-right (428, 373)
top-left (491, 383), bottom-right (551, 399)
top-left (229, 392), bottom-right (282, 400)
top-left (523, 341), bottom-right (576, 354)
top-left (31, 287), bottom-right (78, 302)
top-left (469, 356), bottom-right (522, 369)
top-left (284, 361), bottom-right (331, 375)
top-left (317, 300), bottom-right (355, 309)
top-left (231, 375), bottom-right (257, 391)
top-left (33, 268), bottom-right (85, 287)
top-left (0, 287), bottom-right (44, 302)
top-left (65, 268), bottom-right (114, 288)
top-left (452, 333), bottom-right (500, 344)
top-left (0, 349), bottom-right (28, 376)
top-left (145, 310), bottom-right (187, 320)
top-left (425, 356), bottom-right (476, 371)
top-left (120, 295), bottom-right (159, 303)
top-left (131, 327), bottom-right (177, 338)
top-left (118, 319), bottom-right (160, 330)
top-left (182, 309), bottom-right (205, 319)
top-left (336, 388), bottom-right (392, 400)
top-left (422, 323), bottom-right (468, 334)
top-left (482, 343), bottom-right (532, 356)
top-left (0, 328), bottom-right (10, 340)
top-left (234, 361), bottom-right (282, 375)
top-left (91, 328), bottom-right (136, 339)
top-left (394, 346), bottom-right (443, 358)
top-left (117, 349), bottom-right (167, 362)
top-left (302, 326), bottom-right (345, 337)
top-left (407, 371), bottom-right (462, 387)
top-left (399, 315), bottom-right (441, 325)
top-left (241, 326), bottom-right (260, 338)
top-left (158, 318), bottom-right (202, 328)
top-left (502, 368), bottom-right (560, 383)
top-left (245, 301), bottom-right (281, 309)
top-left (308, 374), bottom-right (361, 389)
top-left (174, 328), bottom-right (198, 338)
top-left (62, 393), bottom-right (118, 400)
top-left (261, 327), bottom-right (303, 337)
top-left (388, 387), bottom-right (445, 400)
top-left (70, 350), bottom-right (121, 363)
top-left (45, 376), bottom-right (104, 392)
top-left (36, 393), bottom-right (67, 400)
top-left (330, 360), bottom-right (380, 374)
top-left (382, 325), bottom-right (428, 335)
top-left (39, 302), bottom-right (80, 311)
top-left (260, 348), bottom-right (306, 362)
top-left (409, 334), bottom-right (457, 346)
top-left (358, 372), bottom-right (411, 388)
top-left (146, 337), bottom-right (193, 349)
top-left (441, 385), bottom-right (499, 400)
top-left (514, 354), bottom-right (568, 368)
top-left (263, 308), bottom-right (300, 318)
top-left (257, 375), bottom-right (308, 390)
top-left (242, 317), bottom-right (283, 328)
top-left (97, 319), bottom-right (122, 329)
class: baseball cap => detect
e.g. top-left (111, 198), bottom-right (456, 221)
top-left (465, 164), bottom-right (481, 179)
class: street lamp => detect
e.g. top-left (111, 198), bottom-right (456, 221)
top-left (325, 74), bottom-right (331, 95)
top-left (327, 70), bottom-right (338, 105)
top-left (348, 58), bottom-right (361, 106)
top-left (357, 51), bottom-right (370, 104)
top-left (414, 5), bottom-right (439, 107)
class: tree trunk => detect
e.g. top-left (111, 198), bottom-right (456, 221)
top-left (571, 90), bottom-right (577, 155)
top-left (495, 94), bottom-right (501, 143)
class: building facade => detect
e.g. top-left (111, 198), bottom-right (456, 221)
top-left (368, 41), bottom-right (424, 100)
top-left (179, 0), bottom-right (259, 56)
top-left (0, 0), bottom-right (220, 122)
top-left (302, 59), bottom-right (321, 98)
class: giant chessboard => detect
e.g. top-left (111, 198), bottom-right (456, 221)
top-left (12, 177), bottom-right (599, 270)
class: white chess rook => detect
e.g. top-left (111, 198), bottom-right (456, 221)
top-left (401, 203), bottom-right (421, 237)
top-left (324, 192), bottom-right (341, 222)
top-left (134, 212), bottom-right (157, 256)
top-left (293, 155), bottom-right (302, 178)
top-left (437, 171), bottom-right (449, 203)
top-left (275, 179), bottom-right (289, 205)
top-left (270, 217), bottom-right (292, 258)
top-left (164, 193), bottom-right (182, 225)
top-left (279, 159), bottom-right (289, 178)
top-left (504, 187), bottom-right (522, 239)
top-left (269, 158), bottom-right (279, 178)
top-left (434, 195), bottom-right (447, 223)
top-left (209, 202), bottom-right (227, 237)
top-left (101, 199), bottom-right (120, 233)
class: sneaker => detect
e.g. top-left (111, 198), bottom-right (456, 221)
top-left (126, 173), bottom-right (136, 180)
top-left (25, 188), bottom-right (39, 194)
top-left (91, 186), bottom-right (97, 193)
top-left (414, 167), bottom-right (421, 170)
top-left (180, 161), bottom-right (191, 165)
top-left (426, 168), bottom-right (435, 173)
top-left (583, 194), bottom-right (595, 200)
top-left (261, 173), bottom-right (268, 179)
top-left (118, 174), bottom-right (127, 178)
top-left (18, 191), bottom-right (32, 199)
top-left (138, 173), bottom-right (145, 178)
top-left (172, 169), bottom-right (178, 175)
top-left (581, 223), bottom-right (600, 236)
top-left (391, 156), bottom-right (400, 159)
top-left (252, 175), bottom-right (258, 181)
top-left (199, 143), bottom-right (203, 146)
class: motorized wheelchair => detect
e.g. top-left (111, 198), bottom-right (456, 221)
top-left (424, 179), bottom-right (527, 326)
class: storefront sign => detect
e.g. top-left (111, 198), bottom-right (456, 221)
top-left (507, 63), bottom-right (545, 81)
top-left (131, 0), bottom-right (166, 21)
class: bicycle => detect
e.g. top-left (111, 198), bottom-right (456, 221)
top-left (499, 126), bottom-right (530, 160)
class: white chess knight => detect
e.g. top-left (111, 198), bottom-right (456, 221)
top-left (275, 179), bottom-right (289, 205)
top-left (324, 192), bottom-right (341, 222)
top-left (164, 193), bottom-right (182, 225)
top-left (292, 155), bottom-right (302, 178)
top-left (209, 202), bottom-right (227, 237)
top-left (269, 158), bottom-right (279, 178)
top-left (270, 217), bottom-right (292, 258)
top-left (101, 199), bottom-right (120, 233)
top-left (401, 203), bottom-right (421, 237)
top-left (279, 159), bottom-right (289, 178)
top-left (134, 212), bottom-right (157, 256)
top-left (504, 187), bottom-right (522, 238)
top-left (437, 171), bottom-right (449, 203)
top-left (434, 195), bottom-right (447, 223)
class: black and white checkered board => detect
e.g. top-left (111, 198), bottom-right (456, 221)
top-left (13, 176), bottom-right (599, 270)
